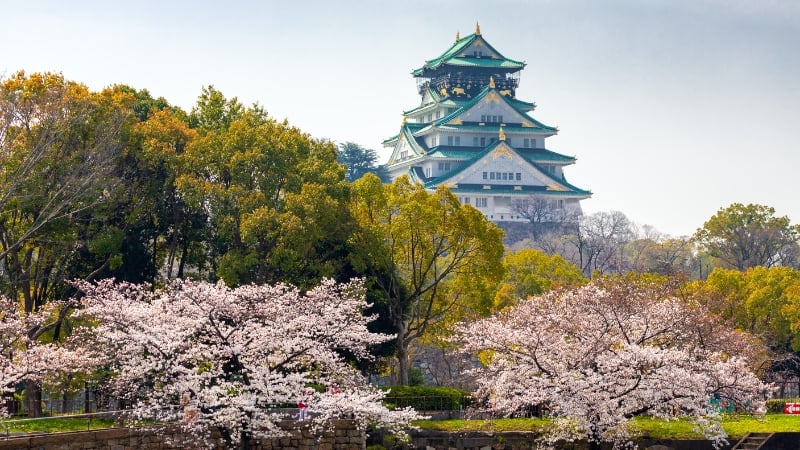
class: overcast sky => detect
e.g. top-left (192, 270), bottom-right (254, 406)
top-left (3, 0), bottom-right (799, 238)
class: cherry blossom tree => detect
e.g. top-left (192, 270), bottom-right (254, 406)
top-left (73, 278), bottom-right (418, 449)
top-left (456, 277), bottom-right (770, 450)
top-left (1, 298), bottom-right (89, 417)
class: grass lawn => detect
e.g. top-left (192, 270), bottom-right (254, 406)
top-left (4, 414), bottom-right (800, 439)
top-left (415, 414), bottom-right (800, 439)
top-left (0, 416), bottom-right (119, 435)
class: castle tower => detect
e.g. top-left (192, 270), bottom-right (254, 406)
top-left (384, 25), bottom-right (591, 222)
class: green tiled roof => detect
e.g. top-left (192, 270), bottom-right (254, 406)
top-left (425, 145), bottom-right (575, 164)
top-left (433, 84), bottom-right (556, 132)
top-left (427, 183), bottom-right (592, 197)
top-left (412, 33), bottom-right (525, 76)
top-left (515, 148), bottom-right (576, 163)
top-left (425, 140), bottom-right (590, 195)
top-left (382, 122), bottom-right (426, 145)
top-left (437, 123), bottom-right (557, 133)
top-left (426, 146), bottom-right (483, 159)
top-left (402, 97), bottom-right (463, 116)
top-left (508, 97), bottom-right (535, 112)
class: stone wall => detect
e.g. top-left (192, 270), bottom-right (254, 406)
top-left (0, 420), bottom-right (365, 450)
top-left (396, 429), bottom-right (738, 450)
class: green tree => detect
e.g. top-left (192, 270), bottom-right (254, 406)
top-left (689, 266), bottom-right (800, 353)
top-left (350, 174), bottom-right (505, 385)
top-left (694, 203), bottom-right (800, 270)
top-left (0, 72), bottom-right (135, 416)
top-left (493, 248), bottom-right (585, 311)
top-left (127, 98), bottom-right (208, 281)
top-left (178, 89), bottom-right (352, 287)
top-left (337, 141), bottom-right (390, 182)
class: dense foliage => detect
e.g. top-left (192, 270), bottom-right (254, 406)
top-left (350, 174), bottom-right (505, 385)
top-left (380, 386), bottom-right (472, 411)
top-left (72, 278), bottom-right (418, 447)
top-left (457, 277), bottom-right (769, 449)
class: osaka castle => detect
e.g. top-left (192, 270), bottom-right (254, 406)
top-left (383, 24), bottom-right (591, 222)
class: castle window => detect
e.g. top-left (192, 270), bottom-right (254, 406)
top-left (480, 137), bottom-right (486, 146)
top-left (436, 110), bottom-right (441, 119)
top-left (499, 115), bottom-right (503, 123)
top-left (490, 172), bottom-right (496, 180)
top-left (425, 167), bottom-right (431, 177)
top-left (531, 139), bottom-right (537, 148)
top-left (482, 172), bottom-right (488, 180)
top-left (400, 150), bottom-right (408, 159)
top-left (462, 197), bottom-right (470, 205)
top-left (502, 172), bottom-right (508, 180)
top-left (448, 136), bottom-right (454, 146)
top-left (516, 173), bottom-right (521, 181)
top-left (524, 138), bottom-right (530, 148)
top-left (481, 115), bottom-right (486, 122)
top-left (455, 136), bottom-right (460, 146)
top-left (508, 172), bottom-right (514, 179)
top-left (473, 137), bottom-right (479, 146)
top-left (476, 197), bottom-right (487, 207)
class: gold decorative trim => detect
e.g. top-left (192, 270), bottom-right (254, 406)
top-left (492, 145), bottom-right (513, 160)
top-left (483, 185), bottom-right (491, 190)
top-left (486, 92), bottom-right (501, 104)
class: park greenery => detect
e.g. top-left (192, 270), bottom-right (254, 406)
top-left (3, 71), bottom-right (800, 447)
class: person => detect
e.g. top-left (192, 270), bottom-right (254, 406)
top-left (181, 392), bottom-right (198, 423)
top-left (298, 388), bottom-right (312, 420)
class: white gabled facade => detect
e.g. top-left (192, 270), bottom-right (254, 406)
top-left (384, 28), bottom-right (590, 222)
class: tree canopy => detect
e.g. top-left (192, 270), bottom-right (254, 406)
top-left (492, 248), bottom-right (585, 311)
top-left (73, 278), bottom-right (418, 448)
top-left (350, 174), bottom-right (505, 385)
top-left (336, 141), bottom-right (390, 182)
top-left (694, 203), bottom-right (800, 270)
top-left (457, 276), bottom-right (769, 450)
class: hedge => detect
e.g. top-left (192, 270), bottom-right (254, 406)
top-left (380, 386), bottom-right (472, 411)
top-left (766, 398), bottom-right (800, 414)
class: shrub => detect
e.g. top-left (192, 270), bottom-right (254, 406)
top-left (380, 386), bottom-right (472, 411)
top-left (766, 398), bottom-right (800, 414)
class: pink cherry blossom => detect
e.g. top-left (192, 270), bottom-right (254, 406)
top-left (73, 277), bottom-right (419, 448)
top-left (456, 279), bottom-right (770, 450)
top-left (1, 298), bottom-right (91, 417)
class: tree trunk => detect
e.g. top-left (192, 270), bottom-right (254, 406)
top-left (24, 380), bottom-right (43, 417)
top-left (395, 335), bottom-right (409, 386)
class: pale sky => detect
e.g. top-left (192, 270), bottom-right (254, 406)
top-left (3, 0), bottom-right (799, 238)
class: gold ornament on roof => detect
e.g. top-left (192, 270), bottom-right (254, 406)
top-left (498, 126), bottom-right (506, 141)
top-left (489, 76), bottom-right (495, 89)
top-left (476, 22), bottom-right (481, 35)
top-left (456, 31), bottom-right (460, 41)
top-left (402, 116), bottom-right (407, 125)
